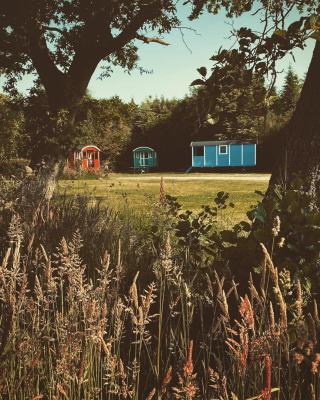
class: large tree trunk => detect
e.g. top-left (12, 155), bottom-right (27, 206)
top-left (29, 87), bottom-right (86, 208)
top-left (267, 41), bottom-right (320, 209)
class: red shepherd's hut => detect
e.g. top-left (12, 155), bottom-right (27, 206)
top-left (68, 145), bottom-right (101, 171)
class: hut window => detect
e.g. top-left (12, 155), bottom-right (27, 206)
top-left (219, 145), bottom-right (228, 155)
top-left (194, 146), bottom-right (204, 156)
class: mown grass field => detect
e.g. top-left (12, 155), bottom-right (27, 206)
top-left (57, 172), bottom-right (270, 223)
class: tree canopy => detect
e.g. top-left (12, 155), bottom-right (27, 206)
top-left (1, 0), bottom-right (319, 164)
top-left (0, 1), bottom-right (183, 110)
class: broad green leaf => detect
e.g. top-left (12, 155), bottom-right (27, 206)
top-left (190, 79), bottom-right (205, 86)
top-left (197, 66), bottom-right (207, 77)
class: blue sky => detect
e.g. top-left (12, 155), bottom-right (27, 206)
top-left (88, 4), bottom-right (314, 102)
top-left (2, 4), bottom-right (314, 103)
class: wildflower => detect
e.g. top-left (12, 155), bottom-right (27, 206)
top-left (277, 237), bottom-right (285, 248)
top-left (279, 269), bottom-right (291, 291)
top-left (271, 215), bottom-right (280, 237)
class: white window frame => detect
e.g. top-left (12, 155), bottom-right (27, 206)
top-left (219, 145), bottom-right (228, 155)
top-left (140, 152), bottom-right (149, 166)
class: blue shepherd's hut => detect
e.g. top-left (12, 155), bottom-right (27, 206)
top-left (133, 146), bottom-right (157, 171)
top-left (190, 140), bottom-right (256, 168)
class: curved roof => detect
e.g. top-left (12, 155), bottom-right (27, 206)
top-left (133, 146), bottom-right (156, 152)
top-left (79, 145), bottom-right (101, 152)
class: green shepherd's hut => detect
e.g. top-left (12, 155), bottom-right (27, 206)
top-left (132, 146), bottom-right (157, 171)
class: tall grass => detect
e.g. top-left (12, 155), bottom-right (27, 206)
top-left (0, 174), bottom-right (319, 399)
top-left (1, 227), bottom-right (320, 398)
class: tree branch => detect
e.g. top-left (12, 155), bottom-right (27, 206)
top-left (42, 25), bottom-right (66, 37)
top-left (26, 24), bottom-right (66, 107)
top-left (109, 2), bottom-right (160, 52)
top-left (136, 34), bottom-right (170, 46)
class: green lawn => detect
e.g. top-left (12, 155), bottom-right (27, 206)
top-left (57, 173), bottom-right (270, 223)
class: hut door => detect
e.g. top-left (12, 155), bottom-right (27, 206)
top-left (140, 152), bottom-right (149, 167)
top-left (87, 151), bottom-right (95, 168)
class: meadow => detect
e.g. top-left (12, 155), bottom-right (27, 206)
top-left (57, 173), bottom-right (270, 223)
top-left (1, 170), bottom-right (319, 400)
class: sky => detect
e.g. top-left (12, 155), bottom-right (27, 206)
top-left (1, 4), bottom-right (315, 103)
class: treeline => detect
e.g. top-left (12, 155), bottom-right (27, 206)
top-left (0, 66), bottom-right (301, 171)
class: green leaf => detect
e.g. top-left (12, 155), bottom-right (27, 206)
top-left (221, 230), bottom-right (237, 243)
top-left (190, 79), bottom-right (205, 86)
top-left (238, 221), bottom-right (251, 232)
top-left (197, 66), bottom-right (207, 77)
top-left (305, 15), bottom-right (320, 30)
top-left (274, 29), bottom-right (287, 38)
top-left (288, 19), bottom-right (304, 33)
top-left (310, 14), bottom-right (320, 30)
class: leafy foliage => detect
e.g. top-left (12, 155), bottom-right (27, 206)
top-left (0, 94), bottom-right (25, 159)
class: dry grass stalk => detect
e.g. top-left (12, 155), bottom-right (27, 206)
top-left (269, 302), bottom-right (276, 336)
top-left (295, 279), bottom-right (303, 320)
top-left (146, 387), bottom-right (156, 400)
top-left (239, 295), bottom-right (255, 333)
top-left (173, 340), bottom-right (198, 400)
top-left (260, 243), bottom-right (287, 329)
top-left (129, 271), bottom-right (140, 311)
top-left (159, 177), bottom-right (166, 206)
top-left (161, 366), bottom-right (173, 396)
top-left (261, 354), bottom-right (272, 400)
top-left (1, 214), bottom-right (320, 400)
top-left (307, 313), bottom-right (317, 344)
top-left (313, 299), bottom-right (320, 329)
